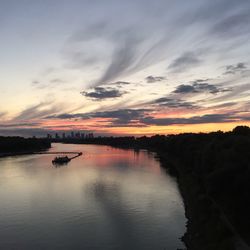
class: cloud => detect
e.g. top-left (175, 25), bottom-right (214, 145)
top-left (113, 81), bottom-right (131, 86)
top-left (48, 108), bottom-right (249, 128)
top-left (47, 109), bottom-right (150, 127)
top-left (141, 113), bottom-right (248, 126)
top-left (173, 82), bottom-right (230, 95)
top-left (0, 112), bottom-right (7, 119)
top-left (105, 81), bottom-right (132, 87)
top-left (50, 78), bottom-right (66, 84)
top-left (81, 87), bottom-right (126, 100)
top-left (31, 78), bottom-right (67, 90)
top-left (0, 122), bottom-right (41, 128)
top-left (224, 62), bottom-right (247, 75)
top-left (63, 1), bottom-right (250, 88)
top-left (168, 52), bottom-right (202, 72)
top-left (95, 30), bottom-right (142, 86)
top-left (208, 83), bottom-right (250, 103)
top-left (71, 23), bottom-right (145, 86)
top-left (173, 85), bottom-right (196, 94)
top-left (14, 102), bottom-right (62, 121)
top-left (151, 97), bottom-right (197, 109)
top-left (32, 80), bottom-right (40, 85)
top-left (212, 11), bottom-right (250, 38)
top-left (145, 75), bottom-right (165, 83)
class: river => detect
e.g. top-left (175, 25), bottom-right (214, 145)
top-left (0, 143), bottom-right (186, 249)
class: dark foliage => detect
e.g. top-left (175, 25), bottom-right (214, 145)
top-left (0, 137), bottom-right (51, 154)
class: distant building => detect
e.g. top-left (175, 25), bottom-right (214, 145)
top-left (47, 134), bottom-right (52, 139)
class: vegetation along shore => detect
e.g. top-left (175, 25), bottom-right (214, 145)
top-left (0, 137), bottom-right (51, 157)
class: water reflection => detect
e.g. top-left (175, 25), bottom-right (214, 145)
top-left (0, 143), bottom-right (186, 249)
top-left (52, 162), bottom-right (69, 168)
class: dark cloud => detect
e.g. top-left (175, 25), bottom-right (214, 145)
top-left (224, 62), bottom-right (247, 75)
top-left (145, 75), bottom-right (165, 83)
top-left (47, 109), bottom-right (150, 127)
top-left (81, 87), bottom-right (126, 100)
top-left (173, 82), bottom-right (230, 95)
top-left (152, 97), bottom-right (197, 109)
top-left (174, 85), bottom-right (196, 94)
top-left (168, 52), bottom-right (202, 72)
top-left (141, 113), bottom-right (246, 126)
top-left (0, 122), bottom-right (41, 128)
top-left (90, 109), bottom-right (148, 123)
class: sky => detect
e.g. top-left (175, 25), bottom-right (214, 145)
top-left (0, 0), bottom-right (250, 137)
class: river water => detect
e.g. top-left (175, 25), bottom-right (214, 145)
top-left (0, 143), bottom-right (186, 249)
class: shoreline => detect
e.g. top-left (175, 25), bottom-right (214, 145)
top-left (0, 137), bottom-right (51, 158)
top-left (156, 152), bottom-right (249, 250)
top-left (0, 151), bottom-right (44, 158)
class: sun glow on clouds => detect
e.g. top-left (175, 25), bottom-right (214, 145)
top-left (0, 0), bottom-right (250, 136)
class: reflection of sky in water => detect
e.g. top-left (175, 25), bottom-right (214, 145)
top-left (0, 143), bottom-right (186, 249)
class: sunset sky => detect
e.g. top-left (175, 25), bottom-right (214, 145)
top-left (1, 0), bottom-right (250, 137)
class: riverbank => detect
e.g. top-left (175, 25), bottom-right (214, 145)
top-left (156, 153), bottom-right (248, 250)
top-left (0, 137), bottom-right (51, 158)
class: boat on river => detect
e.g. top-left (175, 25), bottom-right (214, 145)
top-left (52, 156), bottom-right (71, 164)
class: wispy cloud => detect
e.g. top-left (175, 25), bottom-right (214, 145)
top-left (224, 62), bottom-right (247, 75)
top-left (13, 102), bottom-right (62, 121)
top-left (211, 11), bottom-right (250, 38)
top-left (208, 83), bottom-right (250, 103)
top-left (141, 113), bottom-right (249, 126)
top-left (0, 112), bottom-right (7, 119)
top-left (0, 122), bottom-right (41, 128)
top-left (168, 52), bottom-right (202, 73)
